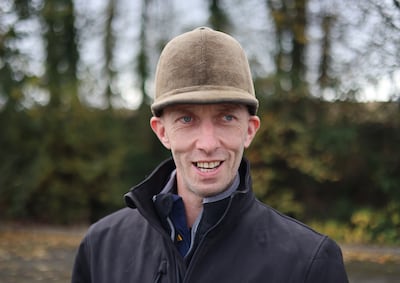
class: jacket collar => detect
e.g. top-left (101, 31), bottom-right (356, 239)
top-left (124, 157), bottom-right (255, 226)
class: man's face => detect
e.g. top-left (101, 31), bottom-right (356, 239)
top-left (150, 103), bottom-right (260, 199)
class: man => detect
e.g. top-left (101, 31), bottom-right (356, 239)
top-left (72, 27), bottom-right (348, 282)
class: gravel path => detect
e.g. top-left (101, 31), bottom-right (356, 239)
top-left (0, 224), bottom-right (84, 283)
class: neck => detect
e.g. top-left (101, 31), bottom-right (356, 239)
top-left (178, 188), bottom-right (203, 227)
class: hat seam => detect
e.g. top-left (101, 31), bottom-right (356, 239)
top-left (200, 27), bottom-right (207, 84)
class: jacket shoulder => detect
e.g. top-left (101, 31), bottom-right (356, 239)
top-left (85, 207), bottom-right (143, 237)
top-left (251, 200), bottom-right (345, 262)
top-left (254, 199), bottom-right (324, 239)
top-left (252, 200), bottom-right (348, 281)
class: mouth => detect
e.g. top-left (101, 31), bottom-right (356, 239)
top-left (194, 161), bottom-right (222, 172)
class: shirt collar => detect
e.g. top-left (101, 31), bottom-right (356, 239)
top-left (159, 169), bottom-right (240, 203)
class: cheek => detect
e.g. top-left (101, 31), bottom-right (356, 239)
top-left (167, 131), bottom-right (191, 152)
top-left (222, 132), bottom-right (248, 152)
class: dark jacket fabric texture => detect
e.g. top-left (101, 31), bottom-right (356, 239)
top-left (71, 158), bottom-right (348, 283)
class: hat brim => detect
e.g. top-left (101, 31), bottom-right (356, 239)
top-left (151, 87), bottom-right (259, 116)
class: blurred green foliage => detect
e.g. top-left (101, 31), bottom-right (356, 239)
top-left (0, 103), bottom-right (169, 223)
top-left (1, 0), bottom-right (399, 245)
top-left (249, 97), bottom-right (400, 244)
top-left (2, 94), bottom-right (399, 246)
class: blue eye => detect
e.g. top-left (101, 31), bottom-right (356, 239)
top-left (181, 116), bottom-right (192, 123)
top-left (224, 115), bottom-right (234, 121)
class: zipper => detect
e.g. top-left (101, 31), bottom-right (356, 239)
top-left (154, 260), bottom-right (167, 283)
top-left (183, 194), bottom-right (236, 281)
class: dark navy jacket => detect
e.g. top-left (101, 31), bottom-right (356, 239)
top-left (71, 158), bottom-right (348, 283)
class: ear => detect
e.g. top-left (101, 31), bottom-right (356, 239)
top-left (244, 115), bottom-right (260, 148)
top-left (150, 116), bottom-right (171, 149)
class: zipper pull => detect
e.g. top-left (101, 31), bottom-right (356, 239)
top-left (154, 260), bottom-right (167, 283)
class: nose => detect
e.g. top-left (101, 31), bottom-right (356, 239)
top-left (195, 119), bottom-right (220, 153)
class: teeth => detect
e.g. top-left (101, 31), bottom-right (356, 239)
top-left (196, 161), bottom-right (221, 169)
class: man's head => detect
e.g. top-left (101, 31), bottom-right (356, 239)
top-left (150, 27), bottom-right (260, 199)
top-left (151, 27), bottom-right (259, 117)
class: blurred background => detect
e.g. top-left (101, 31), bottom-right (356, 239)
top-left (0, 0), bottom-right (399, 282)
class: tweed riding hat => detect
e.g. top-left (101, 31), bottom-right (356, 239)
top-left (151, 27), bottom-right (259, 116)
